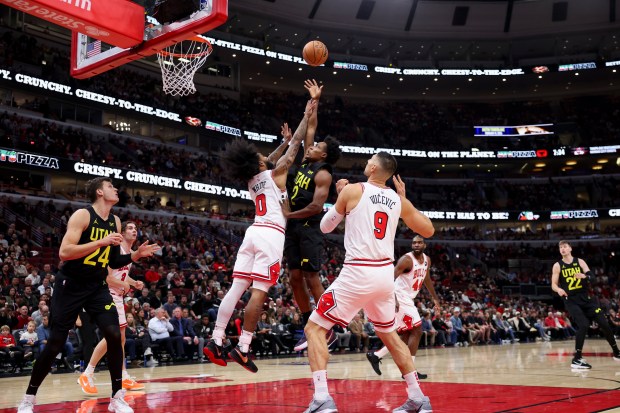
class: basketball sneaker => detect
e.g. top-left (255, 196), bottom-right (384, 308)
top-left (203, 340), bottom-right (228, 366)
top-left (108, 389), bottom-right (134, 413)
top-left (294, 334), bottom-right (308, 352)
top-left (392, 396), bottom-right (433, 413)
top-left (417, 372), bottom-right (428, 380)
top-left (229, 346), bottom-right (258, 373)
top-left (17, 395), bottom-right (35, 413)
top-left (303, 396), bottom-right (338, 413)
top-left (366, 351), bottom-right (382, 375)
top-left (295, 329), bottom-right (339, 352)
top-left (570, 358), bottom-right (592, 369)
top-left (76, 399), bottom-right (98, 413)
top-left (78, 372), bottom-right (98, 396)
top-left (613, 352), bottom-right (620, 362)
top-left (326, 329), bottom-right (338, 349)
top-left (122, 378), bottom-right (145, 391)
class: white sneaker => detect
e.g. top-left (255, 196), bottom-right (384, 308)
top-left (17, 395), bottom-right (36, 413)
top-left (108, 389), bottom-right (134, 413)
top-left (144, 347), bottom-right (153, 357)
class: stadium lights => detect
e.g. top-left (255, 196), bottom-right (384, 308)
top-left (566, 161), bottom-right (577, 165)
top-left (592, 165), bottom-right (603, 170)
top-left (597, 159), bottom-right (608, 164)
top-left (535, 163), bottom-right (546, 167)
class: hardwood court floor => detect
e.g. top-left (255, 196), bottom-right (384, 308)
top-left (1, 340), bottom-right (620, 412)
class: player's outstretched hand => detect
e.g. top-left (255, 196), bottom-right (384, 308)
top-left (281, 122), bottom-right (293, 143)
top-left (280, 197), bottom-right (291, 218)
top-left (393, 174), bottom-right (406, 198)
top-left (304, 99), bottom-right (317, 117)
top-left (134, 280), bottom-right (144, 291)
top-left (336, 179), bottom-right (349, 194)
top-left (556, 288), bottom-right (568, 298)
top-left (304, 79), bottom-right (323, 100)
top-left (135, 241), bottom-right (161, 259)
top-left (574, 273), bottom-right (587, 279)
top-left (103, 233), bottom-right (124, 246)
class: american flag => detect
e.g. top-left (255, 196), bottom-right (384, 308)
top-left (86, 40), bottom-right (101, 58)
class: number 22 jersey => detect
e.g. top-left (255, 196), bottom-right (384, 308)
top-left (557, 257), bottom-right (589, 297)
top-left (343, 182), bottom-right (401, 263)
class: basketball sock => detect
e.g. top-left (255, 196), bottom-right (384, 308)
top-left (404, 371), bottom-right (424, 400)
top-left (312, 370), bottom-right (330, 400)
top-left (374, 346), bottom-right (389, 359)
top-left (213, 278), bottom-right (251, 346)
top-left (212, 327), bottom-right (225, 346)
top-left (302, 311), bottom-right (312, 327)
top-left (85, 364), bottom-right (96, 375)
top-left (122, 369), bottom-right (130, 379)
top-left (239, 330), bottom-right (253, 353)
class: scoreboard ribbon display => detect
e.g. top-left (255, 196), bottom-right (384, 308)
top-left (474, 124), bottom-right (554, 137)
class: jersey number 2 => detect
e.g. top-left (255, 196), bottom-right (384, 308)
top-left (374, 211), bottom-right (389, 239)
top-left (255, 194), bottom-right (267, 216)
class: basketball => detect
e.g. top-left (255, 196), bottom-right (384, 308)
top-left (302, 40), bottom-right (328, 66)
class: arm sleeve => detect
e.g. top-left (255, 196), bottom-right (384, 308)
top-left (320, 207), bottom-right (345, 233)
top-left (108, 244), bottom-right (134, 269)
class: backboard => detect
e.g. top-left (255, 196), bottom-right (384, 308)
top-left (70, 0), bottom-right (228, 79)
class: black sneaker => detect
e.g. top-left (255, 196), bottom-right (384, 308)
top-left (366, 352), bottom-right (382, 375)
top-left (571, 358), bottom-right (592, 369)
top-left (229, 346), bottom-right (258, 373)
top-left (417, 372), bottom-right (428, 380)
top-left (203, 340), bottom-right (227, 367)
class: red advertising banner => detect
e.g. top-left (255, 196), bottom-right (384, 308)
top-left (0, 0), bottom-right (144, 48)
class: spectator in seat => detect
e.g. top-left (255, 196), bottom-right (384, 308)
top-left (450, 308), bottom-right (469, 346)
top-left (348, 313), bottom-right (369, 352)
top-left (162, 294), bottom-right (178, 317)
top-left (19, 320), bottom-right (39, 358)
top-left (195, 314), bottom-right (214, 361)
top-left (15, 305), bottom-right (32, 330)
top-left (544, 311), bottom-right (562, 339)
top-left (170, 307), bottom-right (197, 360)
top-left (0, 324), bottom-right (27, 370)
top-left (148, 308), bottom-right (185, 361)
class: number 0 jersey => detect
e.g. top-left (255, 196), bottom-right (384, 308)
top-left (395, 252), bottom-right (429, 302)
top-left (249, 170), bottom-right (287, 230)
top-left (109, 245), bottom-right (132, 297)
top-left (343, 182), bottom-right (401, 263)
top-left (557, 257), bottom-right (589, 297)
top-left (61, 206), bottom-right (120, 281)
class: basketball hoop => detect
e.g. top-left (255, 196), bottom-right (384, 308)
top-left (157, 35), bottom-right (213, 96)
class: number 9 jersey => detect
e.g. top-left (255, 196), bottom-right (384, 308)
top-left (343, 183), bottom-right (401, 263)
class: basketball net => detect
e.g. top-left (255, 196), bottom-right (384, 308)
top-left (157, 35), bottom-right (213, 96)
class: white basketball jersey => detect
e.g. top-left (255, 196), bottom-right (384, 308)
top-left (395, 252), bottom-right (429, 301)
top-left (344, 182), bottom-right (401, 262)
top-left (249, 170), bottom-right (287, 229)
top-left (109, 245), bottom-right (132, 297)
